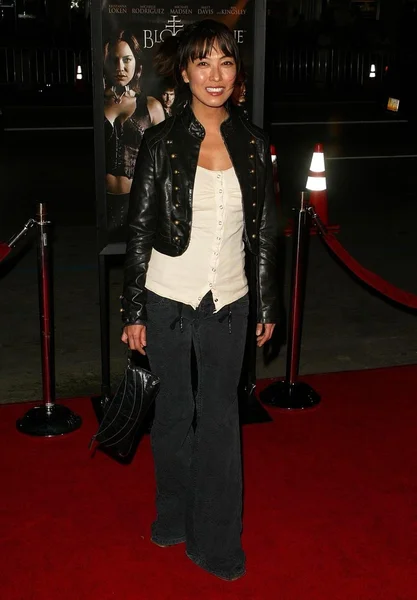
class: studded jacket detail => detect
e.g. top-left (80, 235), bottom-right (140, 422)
top-left (121, 104), bottom-right (283, 325)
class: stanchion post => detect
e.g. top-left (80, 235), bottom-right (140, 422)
top-left (287, 192), bottom-right (309, 385)
top-left (16, 203), bottom-right (82, 436)
top-left (260, 192), bottom-right (321, 409)
top-left (90, 253), bottom-right (112, 423)
top-left (38, 203), bottom-right (54, 405)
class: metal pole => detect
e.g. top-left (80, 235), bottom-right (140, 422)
top-left (286, 192), bottom-right (309, 384)
top-left (37, 203), bottom-right (54, 406)
top-left (17, 203), bottom-right (82, 436)
top-left (260, 192), bottom-right (320, 409)
top-left (90, 253), bottom-right (112, 422)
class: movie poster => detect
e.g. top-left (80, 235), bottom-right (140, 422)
top-left (100, 0), bottom-right (255, 245)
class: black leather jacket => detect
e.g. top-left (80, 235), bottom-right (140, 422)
top-left (121, 104), bottom-right (283, 325)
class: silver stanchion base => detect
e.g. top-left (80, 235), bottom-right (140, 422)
top-left (260, 381), bottom-right (321, 410)
top-left (16, 404), bottom-right (82, 437)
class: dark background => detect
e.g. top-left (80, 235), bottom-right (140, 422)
top-left (0, 0), bottom-right (416, 403)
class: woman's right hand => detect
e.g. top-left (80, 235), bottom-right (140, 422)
top-left (121, 325), bottom-right (147, 356)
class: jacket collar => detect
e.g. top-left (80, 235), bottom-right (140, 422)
top-left (179, 102), bottom-right (240, 141)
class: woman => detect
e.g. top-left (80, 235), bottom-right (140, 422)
top-left (121, 20), bottom-right (282, 581)
top-left (103, 30), bottom-right (165, 237)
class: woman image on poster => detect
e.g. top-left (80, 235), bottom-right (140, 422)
top-left (103, 30), bottom-right (165, 239)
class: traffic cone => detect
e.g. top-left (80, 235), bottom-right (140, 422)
top-left (306, 143), bottom-right (328, 225)
top-left (75, 64), bottom-right (85, 93)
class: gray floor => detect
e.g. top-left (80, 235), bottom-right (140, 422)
top-left (1, 102), bottom-right (416, 403)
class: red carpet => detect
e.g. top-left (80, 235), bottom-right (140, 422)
top-left (2, 365), bottom-right (417, 599)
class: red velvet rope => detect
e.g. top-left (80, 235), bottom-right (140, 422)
top-left (313, 218), bottom-right (417, 310)
top-left (0, 242), bottom-right (11, 262)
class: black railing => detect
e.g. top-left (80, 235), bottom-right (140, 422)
top-left (269, 45), bottom-right (394, 95)
top-left (0, 44), bottom-right (393, 96)
top-left (0, 46), bottom-right (91, 88)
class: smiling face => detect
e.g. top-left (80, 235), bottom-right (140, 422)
top-left (181, 44), bottom-right (237, 113)
top-left (105, 40), bottom-right (141, 87)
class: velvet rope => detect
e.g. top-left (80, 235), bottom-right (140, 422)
top-left (312, 215), bottom-right (417, 310)
top-left (0, 242), bottom-right (11, 263)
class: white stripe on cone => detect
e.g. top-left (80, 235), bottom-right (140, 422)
top-left (309, 151), bottom-right (325, 174)
top-left (306, 143), bottom-right (328, 224)
top-left (306, 176), bottom-right (326, 191)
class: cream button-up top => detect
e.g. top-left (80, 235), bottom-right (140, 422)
top-left (145, 165), bottom-right (248, 311)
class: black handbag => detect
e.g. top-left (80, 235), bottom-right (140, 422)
top-left (90, 356), bottom-right (160, 464)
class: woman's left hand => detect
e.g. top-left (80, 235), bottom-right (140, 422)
top-left (256, 323), bottom-right (275, 347)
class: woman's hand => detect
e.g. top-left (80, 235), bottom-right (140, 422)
top-left (121, 325), bottom-right (147, 355)
top-left (256, 323), bottom-right (275, 347)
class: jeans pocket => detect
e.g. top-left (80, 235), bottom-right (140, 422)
top-left (234, 293), bottom-right (249, 306)
top-left (146, 290), bottom-right (172, 306)
top-left (232, 294), bottom-right (250, 316)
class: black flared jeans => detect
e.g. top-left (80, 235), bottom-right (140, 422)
top-left (145, 290), bottom-right (249, 579)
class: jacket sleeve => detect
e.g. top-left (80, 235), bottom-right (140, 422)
top-left (257, 138), bottom-right (284, 324)
top-left (120, 136), bottom-right (157, 325)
